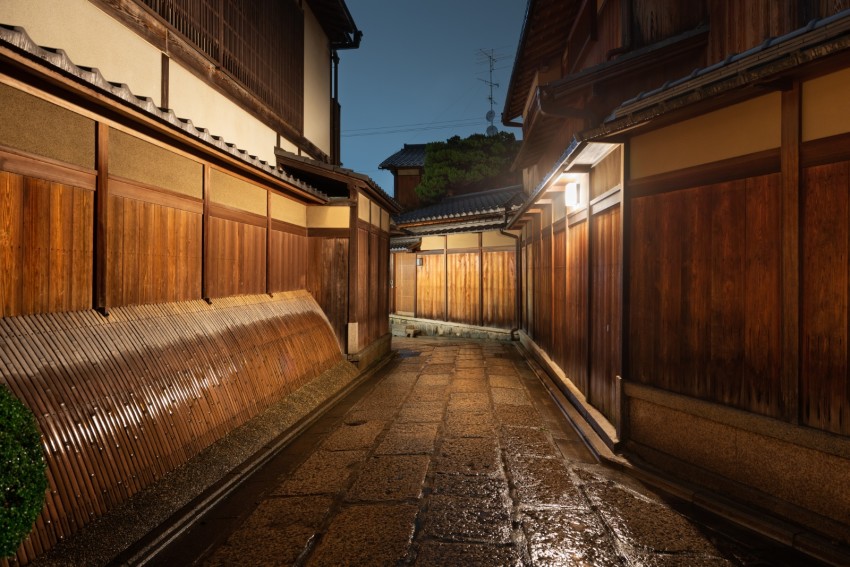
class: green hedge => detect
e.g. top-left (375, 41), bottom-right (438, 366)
top-left (0, 384), bottom-right (47, 558)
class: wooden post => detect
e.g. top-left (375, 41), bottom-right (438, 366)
top-left (780, 82), bottom-right (801, 424)
top-left (94, 122), bottom-right (109, 315)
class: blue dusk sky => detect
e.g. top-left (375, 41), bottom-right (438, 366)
top-left (337, 1), bottom-right (528, 195)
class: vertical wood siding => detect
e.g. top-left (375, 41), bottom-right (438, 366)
top-left (0, 171), bottom-right (93, 316)
top-left (269, 230), bottom-right (307, 292)
top-left (416, 254), bottom-right (445, 321)
top-left (552, 227), bottom-right (568, 372)
top-left (393, 252), bottom-right (415, 315)
top-left (629, 174), bottom-right (782, 417)
top-left (447, 252), bottom-right (480, 325)
top-left (589, 206), bottom-right (622, 424)
top-left (802, 161), bottom-right (850, 434)
top-left (566, 221), bottom-right (589, 395)
top-left (206, 217), bottom-right (266, 298)
top-left (107, 195), bottom-right (201, 306)
top-left (306, 237), bottom-right (348, 352)
top-left (482, 250), bottom-right (516, 329)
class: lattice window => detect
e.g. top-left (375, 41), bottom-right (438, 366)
top-left (140, 0), bottom-right (304, 132)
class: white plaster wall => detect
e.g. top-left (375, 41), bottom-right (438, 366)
top-left (303, 3), bottom-right (331, 156)
top-left (169, 64), bottom-right (278, 165)
top-left (0, 0), bottom-right (161, 105)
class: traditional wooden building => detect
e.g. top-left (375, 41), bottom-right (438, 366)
top-left (379, 143), bottom-right (426, 211)
top-left (389, 184), bottom-right (524, 338)
top-left (0, 1), bottom-right (397, 563)
top-left (504, 0), bottom-right (850, 559)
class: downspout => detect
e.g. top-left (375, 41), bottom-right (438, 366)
top-left (499, 227), bottom-right (522, 341)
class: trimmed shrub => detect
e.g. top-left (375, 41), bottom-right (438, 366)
top-left (0, 384), bottom-right (47, 558)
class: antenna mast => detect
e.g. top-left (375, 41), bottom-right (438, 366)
top-left (479, 49), bottom-right (500, 136)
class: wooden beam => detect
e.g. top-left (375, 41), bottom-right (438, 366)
top-left (780, 81), bottom-right (801, 424)
top-left (266, 189), bottom-right (272, 295)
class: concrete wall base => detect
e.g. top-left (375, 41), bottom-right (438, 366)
top-left (389, 315), bottom-right (514, 341)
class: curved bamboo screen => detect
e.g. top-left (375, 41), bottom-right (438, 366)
top-left (0, 291), bottom-right (349, 563)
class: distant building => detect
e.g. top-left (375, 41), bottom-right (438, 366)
top-left (379, 143), bottom-right (426, 211)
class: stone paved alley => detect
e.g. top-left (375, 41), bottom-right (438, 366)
top-left (145, 337), bottom-right (823, 566)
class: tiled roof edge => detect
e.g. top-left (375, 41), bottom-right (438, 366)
top-left (0, 24), bottom-right (329, 201)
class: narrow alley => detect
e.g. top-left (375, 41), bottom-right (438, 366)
top-left (138, 338), bottom-right (818, 566)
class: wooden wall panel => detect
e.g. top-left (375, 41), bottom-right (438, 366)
top-left (552, 229), bottom-right (568, 372)
top-left (355, 227), bottom-right (371, 350)
top-left (566, 220), bottom-right (589, 395)
top-left (367, 230), bottom-right (380, 343)
top-left (802, 161), bottom-right (850, 435)
top-left (394, 252), bottom-right (415, 315)
top-left (589, 206), bottom-right (622, 425)
top-left (482, 250), bottom-right (516, 329)
top-left (416, 253), bottom-right (444, 321)
top-left (0, 171), bottom-right (93, 317)
top-left (629, 173), bottom-right (782, 417)
top-left (377, 233), bottom-right (390, 337)
top-left (107, 195), bottom-right (201, 306)
top-left (269, 230), bottom-right (307, 292)
top-left (447, 252), bottom-right (480, 326)
top-left (207, 217), bottom-right (265, 298)
top-left (535, 230), bottom-right (553, 353)
top-left (306, 236), bottom-right (348, 352)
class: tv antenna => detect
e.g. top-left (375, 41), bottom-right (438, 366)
top-left (479, 49), bottom-right (500, 136)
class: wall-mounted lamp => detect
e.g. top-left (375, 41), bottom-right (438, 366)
top-left (565, 182), bottom-right (580, 207)
top-left (416, 258), bottom-right (423, 267)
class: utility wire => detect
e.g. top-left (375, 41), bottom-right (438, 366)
top-left (342, 118), bottom-right (483, 137)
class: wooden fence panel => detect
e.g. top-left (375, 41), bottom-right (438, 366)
top-left (482, 250), bottom-right (516, 329)
top-left (394, 252), bottom-right (415, 315)
top-left (207, 217), bottom-right (265, 298)
top-left (802, 161), bottom-right (850, 435)
top-left (107, 195), bottom-right (202, 306)
top-left (566, 220), bottom-right (588, 394)
top-left (447, 252), bottom-right (480, 326)
top-left (416, 253), bottom-right (444, 321)
top-left (306, 236), bottom-right (348, 352)
top-left (629, 173), bottom-right (783, 417)
top-left (552, 228), bottom-right (568, 373)
top-left (0, 171), bottom-right (93, 317)
top-left (269, 230), bottom-right (307, 292)
top-left (368, 230), bottom-right (380, 343)
top-left (589, 205), bottom-right (621, 425)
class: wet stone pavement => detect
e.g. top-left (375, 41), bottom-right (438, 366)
top-left (149, 337), bottom-right (818, 566)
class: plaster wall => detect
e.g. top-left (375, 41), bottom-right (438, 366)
top-left (271, 193), bottom-right (307, 226)
top-left (307, 205), bottom-right (349, 228)
top-left (447, 233), bottom-right (479, 249)
top-left (358, 193), bottom-right (371, 222)
top-left (169, 65), bottom-right (278, 165)
top-left (303, 4), bottom-right (331, 156)
top-left (209, 169), bottom-right (267, 216)
top-left (0, 0), bottom-right (161, 106)
top-left (803, 67), bottom-right (850, 141)
top-left (420, 236), bottom-right (446, 251)
top-left (629, 93), bottom-right (781, 179)
top-left (370, 201), bottom-right (382, 228)
top-left (482, 230), bottom-right (519, 248)
top-left (110, 129), bottom-right (203, 198)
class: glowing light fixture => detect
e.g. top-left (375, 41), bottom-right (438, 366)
top-left (565, 182), bottom-right (580, 207)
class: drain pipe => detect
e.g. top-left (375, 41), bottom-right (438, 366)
top-left (499, 228), bottom-right (522, 340)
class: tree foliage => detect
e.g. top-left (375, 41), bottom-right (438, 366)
top-left (1, 384), bottom-right (47, 558)
top-left (415, 132), bottom-right (520, 202)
